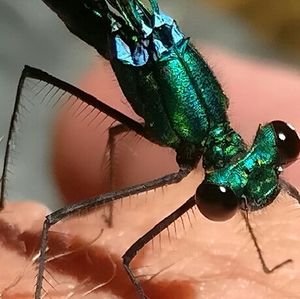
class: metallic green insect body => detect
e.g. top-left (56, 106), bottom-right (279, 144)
top-left (42, 0), bottom-right (299, 217)
top-left (205, 124), bottom-right (281, 210)
top-left (24, 0), bottom-right (300, 298)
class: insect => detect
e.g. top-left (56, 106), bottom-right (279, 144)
top-left (1, 0), bottom-right (300, 298)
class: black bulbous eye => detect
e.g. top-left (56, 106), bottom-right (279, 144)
top-left (195, 182), bottom-right (238, 221)
top-left (271, 120), bottom-right (300, 165)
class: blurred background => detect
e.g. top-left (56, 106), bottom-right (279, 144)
top-left (0, 0), bottom-right (300, 209)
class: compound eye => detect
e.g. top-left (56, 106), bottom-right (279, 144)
top-left (195, 182), bottom-right (238, 221)
top-left (271, 120), bottom-right (300, 165)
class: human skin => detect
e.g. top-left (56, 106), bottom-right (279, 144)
top-left (1, 47), bottom-right (300, 299)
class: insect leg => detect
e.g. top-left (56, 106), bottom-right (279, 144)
top-left (122, 197), bottom-right (196, 299)
top-left (35, 167), bottom-right (192, 299)
top-left (104, 123), bottom-right (141, 226)
top-left (0, 65), bottom-right (147, 210)
top-left (241, 212), bottom-right (292, 273)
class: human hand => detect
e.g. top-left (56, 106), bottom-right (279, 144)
top-left (1, 47), bottom-right (300, 299)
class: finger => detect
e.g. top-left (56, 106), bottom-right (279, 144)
top-left (0, 202), bottom-right (48, 299)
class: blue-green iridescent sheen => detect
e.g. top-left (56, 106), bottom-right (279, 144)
top-left (96, 0), bottom-right (282, 208)
top-left (42, 0), bottom-right (286, 210)
top-left (206, 124), bottom-right (280, 209)
top-left (112, 38), bottom-right (230, 149)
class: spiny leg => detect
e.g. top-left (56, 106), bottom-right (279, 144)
top-left (0, 65), bottom-right (147, 211)
top-left (241, 211), bottom-right (292, 274)
top-left (0, 136), bottom-right (4, 188)
top-left (35, 168), bottom-right (192, 299)
top-left (122, 197), bottom-right (196, 299)
top-left (243, 178), bottom-right (300, 273)
top-left (104, 123), bottom-right (140, 227)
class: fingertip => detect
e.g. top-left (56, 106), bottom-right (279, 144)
top-left (0, 201), bottom-right (49, 231)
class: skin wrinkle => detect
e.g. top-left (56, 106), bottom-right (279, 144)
top-left (0, 205), bottom-right (291, 298)
top-left (1, 184), bottom-right (300, 298)
top-left (0, 207), bottom-right (196, 299)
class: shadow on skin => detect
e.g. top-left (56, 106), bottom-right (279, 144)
top-left (0, 201), bottom-right (196, 299)
top-left (1, 48), bottom-right (300, 298)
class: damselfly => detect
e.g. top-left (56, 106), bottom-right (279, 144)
top-left (1, 0), bottom-right (300, 298)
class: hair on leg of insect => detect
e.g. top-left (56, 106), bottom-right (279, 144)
top-left (40, 85), bottom-right (56, 105)
top-left (0, 71), bottom-right (25, 208)
top-left (1, 66), bottom-right (149, 209)
top-left (103, 123), bottom-right (138, 226)
top-left (157, 206), bottom-right (196, 246)
top-left (44, 87), bottom-right (61, 108)
top-left (24, 66), bottom-right (147, 137)
top-left (122, 197), bottom-right (195, 298)
top-left (108, 124), bottom-right (146, 156)
top-left (35, 168), bottom-right (192, 298)
top-left (41, 274), bottom-right (57, 295)
top-left (241, 211), bottom-right (292, 274)
top-left (147, 212), bottom-right (189, 252)
top-left (72, 98), bottom-right (89, 117)
top-left (180, 215), bottom-right (186, 231)
top-left (75, 100), bottom-right (95, 122)
top-left (25, 77), bottom-right (41, 92)
top-left (51, 91), bottom-right (71, 110)
top-left (104, 122), bottom-right (166, 201)
top-left (95, 114), bottom-right (110, 130)
top-left (44, 266), bottom-right (60, 290)
top-left (172, 218), bottom-right (178, 240)
top-left (36, 220), bottom-right (50, 299)
top-left (186, 209), bottom-right (193, 229)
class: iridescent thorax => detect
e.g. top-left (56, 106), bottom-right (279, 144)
top-left (42, 0), bottom-right (300, 219)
